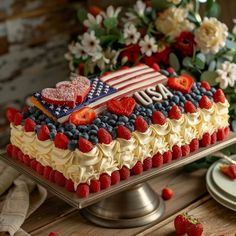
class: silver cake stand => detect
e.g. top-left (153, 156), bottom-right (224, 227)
top-left (1, 132), bottom-right (236, 228)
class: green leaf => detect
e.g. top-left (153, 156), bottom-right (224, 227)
top-left (104, 17), bottom-right (118, 31)
top-left (225, 40), bottom-right (236, 50)
top-left (100, 35), bottom-right (118, 46)
top-left (200, 71), bottom-right (218, 86)
top-left (151, 0), bottom-right (170, 11)
top-left (195, 53), bottom-right (206, 69)
top-left (77, 8), bottom-right (88, 23)
top-left (182, 57), bottom-right (194, 68)
top-left (208, 60), bottom-right (216, 71)
top-left (206, 2), bottom-right (220, 18)
top-left (169, 53), bottom-right (180, 71)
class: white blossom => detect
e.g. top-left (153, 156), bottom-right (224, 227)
top-left (83, 13), bottom-right (103, 28)
top-left (215, 61), bottom-right (236, 89)
top-left (123, 24), bottom-right (141, 45)
top-left (134, 0), bottom-right (146, 16)
top-left (81, 31), bottom-right (102, 55)
top-left (101, 6), bottom-right (122, 19)
top-left (139, 35), bottom-right (158, 56)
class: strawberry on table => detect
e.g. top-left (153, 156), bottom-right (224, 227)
top-left (186, 219), bottom-right (203, 236)
top-left (174, 213), bottom-right (189, 235)
top-left (69, 107), bottom-right (96, 126)
top-left (161, 187), bottom-right (173, 200)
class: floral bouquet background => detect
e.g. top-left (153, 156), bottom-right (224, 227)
top-left (65, 0), bottom-right (236, 155)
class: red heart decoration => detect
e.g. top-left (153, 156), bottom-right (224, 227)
top-left (107, 97), bottom-right (136, 117)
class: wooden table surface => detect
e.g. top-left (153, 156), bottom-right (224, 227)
top-left (22, 168), bottom-right (236, 236)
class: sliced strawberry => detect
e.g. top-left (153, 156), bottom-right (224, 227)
top-left (184, 101), bottom-right (197, 113)
top-left (201, 81), bottom-right (211, 91)
top-left (78, 138), bottom-right (94, 152)
top-left (220, 164), bottom-right (236, 180)
top-left (24, 118), bottom-right (36, 132)
top-left (162, 187), bottom-right (173, 200)
top-left (152, 111), bottom-right (166, 125)
top-left (97, 128), bottom-right (112, 144)
top-left (199, 95), bottom-right (212, 109)
top-left (6, 107), bottom-right (18, 123)
top-left (116, 125), bottom-right (131, 140)
top-left (168, 105), bottom-right (182, 120)
top-left (213, 89), bottom-right (225, 103)
top-left (99, 173), bottom-right (111, 189)
top-left (69, 107), bottom-right (96, 126)
top-left (167, 74), bottom-right (194, 94)
top-left (107, 97), bottom-right (136, 117)
top-left (65, 179), bottom-right (75, 192)
top-left (37, 125), bottom-right (50, 141)
top-left (13, 112), bottom-right (23, 126)
top-left (76, 184), bottom-right (89, 198)
top-left (134, 116), bottom-right (148, 132)
top-left (54, 133), bottom-right (69, 149)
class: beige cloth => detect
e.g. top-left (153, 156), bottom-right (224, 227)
top-left (0, 160), bottom-right (47, 236)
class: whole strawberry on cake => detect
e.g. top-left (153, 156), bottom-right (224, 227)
top-left (6, 64), bottom-right (230, 198)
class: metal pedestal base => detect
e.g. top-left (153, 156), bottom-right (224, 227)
top-left (81, 183), bottom-right (165, 228)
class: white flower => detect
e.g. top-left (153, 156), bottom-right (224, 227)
top-left (104, 48), bottom-right (120, 67)
top-left (81, 31), bottom-right (102, 54)
top-left (134, 0), bottom-right (146, 16)
top-left (101, 6), bottom-right (122, 19)
top-left (216, 61), bottom-right (236, 89)
top-left (83, 13), bottom-right (103, 28)
top-left (69, 42), bottom-right (88, 60)
top-left (123, 24), bottom-right (141, 45)
top-left (90, 51), bottom-right (110, 71)
top-left (167, 0), bottom-right (182, 4)
top-left (195, 17), bottom-right (228, 54)
top-left (139, 35), bottom-right (158, 56)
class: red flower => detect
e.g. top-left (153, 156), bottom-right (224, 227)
top-left (120, 44), bottom-right (140, 64)
top-left (174, 31), bottom-right (196, 57)
top-left (154, 47), bottom-right (171, 65)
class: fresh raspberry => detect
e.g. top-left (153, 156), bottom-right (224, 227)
top-left (134, 116), bottom-right (148, 132)
top-left (172, 145), bottom-right (182, 160)
top-left (6, 143), bottom-right (14, 156)
top-left (13, 112), bottom-right (23, 126)
top-left (111, 171), bottom-right (120, 185)
top-left (143, 157), bottom-right (152, 171)
top-left (211, 132), bottom-right (217, 144)
top-left (167, 67), bottom-right (175, 74)
top-left (201, 81), bottom-right (211, 91)
top-left (30, 159), bottom-right (38, 171)
top-left (163, 151), bottom-right (172, 163)
top-left (224, 126), bottom-right (230, 137)
top-left (12, 146), bottom-right (20, 159)
top-left (54, 133), bottom-right (69, 149)
top-left (17, 150), bottom-right (24, 162)
top-left (184, 101), bottom-right (197, 113)
top-left (168, 105), bottom-right (182, 120)
top-left (116, 125), bottom-right (131, 140)
top-left (131, 161), bottom-right (143, 175)
top-left (65, 179), bottom-right (75, 192)
top-left (54, 171), bottom-right (66, 187)
top-left (49, 170), bottom-right (56, 183)
top-left (76, 184), bottom-right (89, 198)
top-left (90, 179), bottom-right (101, 193)
top-left (38, 125), bottom-right (50, 141)
top-left (78, 137), bottom-right (94, 152)
top-left (213, 89), bottom-right (225, 103)
top-left (152, 111), bottom-right (166, 125)
top-left (24, 118), bottom-right (36, 132)
top-left (189, 138), bottom-right (199, 152)
top-left (217, 128), bottom-right (225, 141)
top-left (162, 187), bottom-right (174, 200)
top-left (99, 173), bottom-right (111, 189)
top-left (200, 133), bottom-right (211, 147)
top-left (152, 153), bottom-right (163, 168)
top-left (181, 144), bottom-right (190, 157)
top-left (23, 155), bottom-right (31, 166)
top-left (119, 166), bottom-right (130, 180)
top-left (6, 107), bottom-right (18, 123)
top-left (97, 128), bottom-right (112, 144)
top-left (36, 162), bottom-right (44, 175)
top-left (43, 166), bottom-right (53, 179)
top-left (199, 95), bottom-right (212, 109)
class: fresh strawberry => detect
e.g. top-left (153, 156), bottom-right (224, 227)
top-left (186, 220), bottom-right (203, 236)
top-left (201, 81), bottom-right (211, 91)
top-left (220, 164), bottom-right (236, 180)
top-left (184, 101), bottom-right (197, 113)
top-left (111, 171), bottom-right (120, 185)
top-left (37, 125), bottom-right (50, 141)
top-left (23, 155), bottom-right (31, 166)
top-left (217, 128), bottom-right (225, 141)
top-left (76, 183), bottom-right (89, 198)
top-left (6, 107), bottom-right (18, 123)
top-left (190, 139), bottom-right (199, 152)
top-left (116, 125), bottom-right (131, 140)
top-left (162, 187), bottom-right (173, 200)
top-left (54, 171), bottom-right (66, 187)
top-left (131, 161), bottom-right (143, 175)
top-left (199, 95), bottom-right (212, 109)
top-left (168, 105), bottom-right (182, 120)
top-left (211, 132), bottom-right (217, 144)
top-left (36, 162), bottom-right (45, 175)
top-left (107, 97), bottom-right (136, 117)
top-left (13, 112), bottom-right (23, 126)
top-left (17, 150), bottom-right (24, 162)
top-left (89, 6), bottom-right (103, 16)
top-left (43, 166), bottom-right (53, 179)
top-left (69, 107), bottom-right (96, 126)
top-left (78, 138), bottom-right (94, 152)
top-left (200, 133), bottom-right (211, 147)
top-left (151, 63), bottom-right (160, 72)
top-left (90, 179), bottom-right (101, 193)
top-left (24, 118), bottom-right (36, 132)
top-left (54, 133), bottom-right (69, 149)
top-left (213, 89), bottom-right (225, 103)
top-left (163, 151), bottom-right (172, 163)
top-left (6, 143), bottom-right (14, 156)
top-left (99, 173), bottom-right (111, 189)
top-left (167, 67), bottom-right (175, 74)
top-left (119, 166), bottom-right (130, 180)
top-left (135, 116), bottom-right (148, 132)
top-left (65, 179), bottom-right (75, 192)
top-left (30, 159), bottom-right (38, 171)
top-left (49, 170), bottom-right (56, 183)
top-left (152, 111), bottom-right (166, 125)
top-left (143, 157), bottom-right (152, 171)
top-left (97, 128), bottom-right (112, 144)
top-left (174, 213), bottom-right (189, 235)
top-left (167, 74), bottom-right (194, 94)
top-left (12, 146), bottom-right (20, 159)
top-left (181, 144), bottom-right (190, 157)
top-left (152, 153), bottom-right (163, 168)
top-left (172, 145), bottom-right (182, 160)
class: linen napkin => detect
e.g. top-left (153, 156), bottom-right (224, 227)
top-left (0, 160), bottom-right (47, 236)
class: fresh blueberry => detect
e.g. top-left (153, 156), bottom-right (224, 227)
top-left (101, 116), bottom-right (109, 122)
top-left (185, 94), bottom-right (192, 100)
top-left (34, 124), bottom-right (41, 132)
top-left (146, 108), bottom-right (153, 116)
top-left (162, 101), bottom-right (169, 108)
top-left (111, 114), bottom-right (118, 120)
top-left (99, 122), bottom-right (106, 128)
top-left (68, 140), bottom-right (77, 151)
top-left (73, 130), bottom-right (81, 139)
top-left (48, 123), bottom-right (56, 130)
top-left (170, 72), bottom-right (178, 77)
top-left (89, 135), bottom-right (98, 144)
top-left (108, 119), bottom-right (116, 126)
top-left (65, 123), bottom-right (76, 131)
top-left (135, 104), bottom-right (141, 110)
top-left (78, 125), bottom-right (87, 132)
top-left (126, 123), bottom-right (134, 132)
top-left (140, 112), bottom-right (146, 117)
top-left (196, 82), bottom-right (201, 87)
top-left (179, 102), bottom-right (185, 107)
top-left (146, 118), bottom-right (152, 125)
top-left (111, 130), bottom-right (117, 139)
top-left (192, 101), bottom-right (198, 107)
top-left (49, 130), bottom-right (56, 140)
top-left (94, 118), bottom-right (101, 125)
top-left (147, 104), bottom-right (155, 111)
top-left (172, 95), bottom-right (180, 104)
top-left (58, 127), bottom-right (64, 133)
top-left (119, 116), bottom-right (129, 123)
top-left (116, 121), bottom-right (125, 126)
top-left (196, 95), bottom-right (202, 101)
top-left (90, 124), bottom-right (98, 131)
top-left (45, 118), bottom-right (51, 124)
top-left (154, 102), bottom-right (162, 110)
top-left (199, 87), bottom-right (206, 94)
top-left (206, 91), bottom-right (213, 97)
top-left (161, 110), bottom-right (168, 117)
top-left (29, 106), bottom-right (37, 114)
top-left (179, 107), bottom-right (184, 113)
top-left (170, 101), bottom-right (176, 106)
top-left (130, 114), bottom-right (137, 119)
top-left (160, 69), bottom-right (169, 77)
top-left (134, 111), bottom-right (140, 116)
top-left (106, 125), bottom-right (113, 133)
top-left (211, 87), bottom-right (216, 93)
top-left (81, 132), bottom-right (89, 140)
top-left (175, 91), bottom-right (183, 97)
top-left (89, 130), bottom-right (97, 136)
top-left (65, 131), bottom-right (73, 138)
top-left (38, 114), bottom-right (46, 121)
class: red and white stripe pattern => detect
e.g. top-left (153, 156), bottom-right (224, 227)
top-left (89, 64), bottom-right (167, 111)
